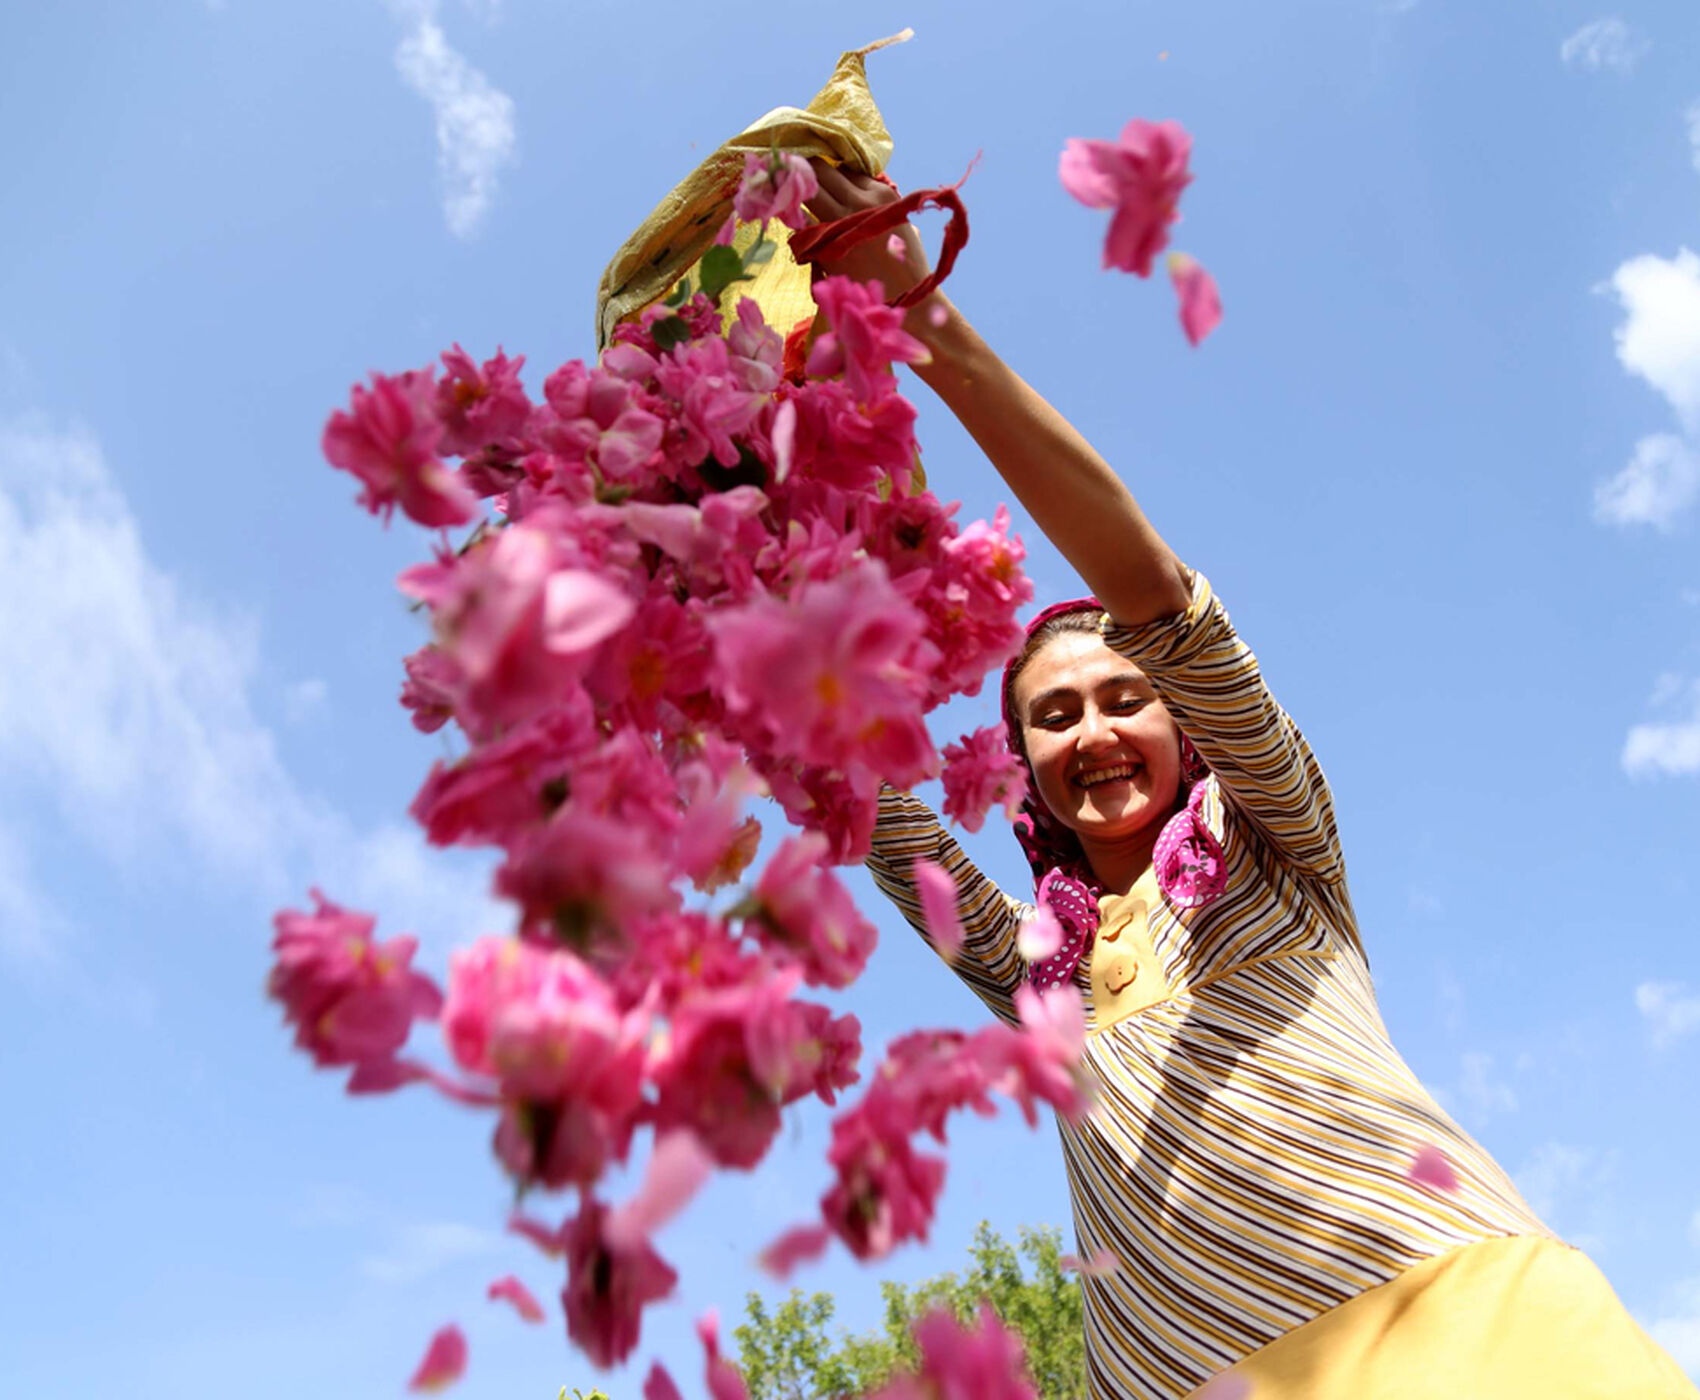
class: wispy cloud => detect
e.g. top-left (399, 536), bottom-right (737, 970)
top-left (1512, 1141), bottom-right (1618, 1250)
top-left (392, 1), bottom-right (517, 239)
top-left (1636, 980), bottom-right (1700, 1046)
top-left (1457, 1051), bottom-right (1517, 1121)
top-left (360, 1220), bottom-right (503, 1284)
top-left (1595, 434), bottom-right (1700, 530)
top-left (0, 414), bottom-right (503, 970)
top-left (1560, 18), bottom-right (1650, 74)
top-left (1623, 681), bottom-right (1700, 777)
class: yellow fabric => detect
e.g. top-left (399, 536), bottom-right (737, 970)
top-left (594, 32), bottom-right (909, 349)
top-left (1205, 1234), bottom-right (1698, 1400)
top-left (1088, 868), bottom-right (1176, 1030)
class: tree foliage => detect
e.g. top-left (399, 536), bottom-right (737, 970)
top-left (733, 1223), bottom-right (1086, 1399)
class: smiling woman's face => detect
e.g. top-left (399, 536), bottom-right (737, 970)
top-left (1011, 630), bottom-right (1184, 843)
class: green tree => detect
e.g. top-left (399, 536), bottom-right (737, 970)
top-left (733, 1223), bottom-right (1086, 1400)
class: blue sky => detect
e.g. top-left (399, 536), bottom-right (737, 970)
top-left (2, 1), bottom-right (1698, 1395)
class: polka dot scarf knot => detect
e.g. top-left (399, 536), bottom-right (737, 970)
top-left (1002, 598), bottom-right (1227, 991)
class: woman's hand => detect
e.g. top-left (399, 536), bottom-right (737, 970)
top-left (802, 159), bottom-right (935, 313)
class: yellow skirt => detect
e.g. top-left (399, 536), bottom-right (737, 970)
top-left (1197, 1235), bottom-right (1696, 1400)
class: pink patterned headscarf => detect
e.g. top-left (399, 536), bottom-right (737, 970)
top-left (1001, 598), bottom-right (1226, 991)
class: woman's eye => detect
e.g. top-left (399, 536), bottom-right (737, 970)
top-left (1110, 697), bottom-right (1148, 713)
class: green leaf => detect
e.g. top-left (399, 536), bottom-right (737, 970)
top-left (663, 277), bottom-right (693, 308)
top-left (744, 238), bottom-right (777, 269)
top-left (651, 315), bottom-right (692, 353)
top-left (699, 243), bottom-right (752, 303)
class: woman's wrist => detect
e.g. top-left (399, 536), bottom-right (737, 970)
top-left (907, 292), bottom-right (980, 390)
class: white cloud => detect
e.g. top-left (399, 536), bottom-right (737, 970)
top-left (1636, 980), bottom-right (1700, 1046)
top-left (360, 1220), bottom-right (503, 1284)
top-left (1512, 1141), bottom-right (1617, 1245)
top-left (0, 415), bottom-right (503, 967)
top-left (1458, 1051), bottom-right (1517, 1120)
top-left (1623, 683), bottom-right (1700, 778)
top-left (1613, 250), bottom-right (1700, 435)
top-left (393, 5), bottom-right (517, 239)
top-left (1560, 18), bottom-right (1649, 73)
top-left (1594, 249), bottom-right (1700, 532)
top-left (1594, 434), bottom-right (1700, 529)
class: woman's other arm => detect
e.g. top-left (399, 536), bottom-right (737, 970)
top-left (864, 787), bottom-right (1031, 1026)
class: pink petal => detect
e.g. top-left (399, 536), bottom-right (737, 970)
top-left (886, 232), bottom-right (909, 263)
top-left (541, 569), bottom-right (635, 656)
top-left (1058, 1246), bottom-right (1120, 1277)
top-left (912, 858), bottom-right (964, 959)
top-left (1058, 138), bottom-right (1119, 208)
top-left (407, 1324), bottom-right (467, 1392)
top-left (771, 398), bottom-right (797, 484)
top-left (1407, 1142), bottom-right (1460, 1194)
top-left (1017, 907), bottom-right (1063, 961)
top-left (1167, 252), bottom-right (1223, 347)
top-left (605, 1131), bottom-right (714, 1250)
top-left (1193, 1372), bottom-right (1254, 1400)
top-left (486, 1274), bottom-right (545, 1324)
top-left (645, 1363), bottom-right (685, 1400)
top-left (927, 303), bottom-right (949, 328)
top-left (757, 1223), bottom-right (832, 1280)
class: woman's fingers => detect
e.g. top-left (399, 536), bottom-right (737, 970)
top-left (809, 158), bottom-right (897, 210)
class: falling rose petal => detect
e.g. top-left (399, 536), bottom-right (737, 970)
top-left (407, 1324), bottom-right (467, 1392)
top-left (757, 1223), bottom-right (832, 1280)
top-left (606, 1131), bottom-right (715, 1250)
top-left (486, 1274), bottom-right (545, 1323)
top-left (927, 302), bottom-right (949, 328)
top-left (1167, 252), bottom-right (1222, 347)
top-left (1407, 1143), bottom-right (1460, 1193)
top-left (1017, 906), bottom-right (1063, 962)
top-left (697, 1310), bottom-right (749, 1400)
top-left (913, 858), bottom-right (964, 959)
top-left (1193, 1371), bottom-right (1254, 1400)
top-left (886, 232), bottom-right (909, 263)
top-left (1058, 1246), bottom-right (1120, 1277)
top-left (644, 1362), bottom-right (685, 1400)
top-left (541, 569), bottom-right (635, 656)
top-left (771, 398), bottom-right (797, 484)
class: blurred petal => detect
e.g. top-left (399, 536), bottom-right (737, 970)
top-left (605, 1131), bottom-right (714, 1250)
top-left (1058, 1246), bottom-right (1120, 1277)
top-left (1407, 1142), bottom-right (1460, 1193)
top-left (645, 1363), bottom-right (685, 1400)
top-left (407, 1324), bottom-right (467, 1392)
top-left (486, 1274), bottom-right (546, 1324)
top-left (757, 1223), bottom-right (832, 1279)
top-left (772, 398), bottom-right (797, 484)
top-left (1168, 252), bottom-right (1223, 346)
top-left (1058, 138), bottom-right (1119, 208)
top-left (1017, 907), bottom-right (1063, 961)
top-left (913, 858), bottom-right (965, 959)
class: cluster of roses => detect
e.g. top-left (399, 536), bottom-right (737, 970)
top-left (271, 150), bottom-right (1074, 1394)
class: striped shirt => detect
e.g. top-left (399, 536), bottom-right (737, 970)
top-left (866, 570), bottom-right (1549, 1399)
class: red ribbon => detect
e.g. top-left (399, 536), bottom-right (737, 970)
top-left (786, 162), bottom-right (975, 309)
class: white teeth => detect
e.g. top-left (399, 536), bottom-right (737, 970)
top-left (1077, 764), bottom-right (1138, 788)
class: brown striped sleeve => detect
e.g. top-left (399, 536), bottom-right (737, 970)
top-left (1100, 570), bottom-right (1346, 885)
top-left (863, 786), bottom-right (1032, 1025)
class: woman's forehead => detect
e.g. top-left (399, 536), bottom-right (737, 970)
top-left (1013, 632), bottom-right (1151, 707)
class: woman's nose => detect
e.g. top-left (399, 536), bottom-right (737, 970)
top-left (1077, 706), bottom-right (1116, 751)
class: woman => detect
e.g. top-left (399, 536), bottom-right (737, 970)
top-left (804, 161), bottom-right (1696, 1400)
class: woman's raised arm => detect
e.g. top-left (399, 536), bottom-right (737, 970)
top-left (806, 162), bottom-right (1193, 629)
